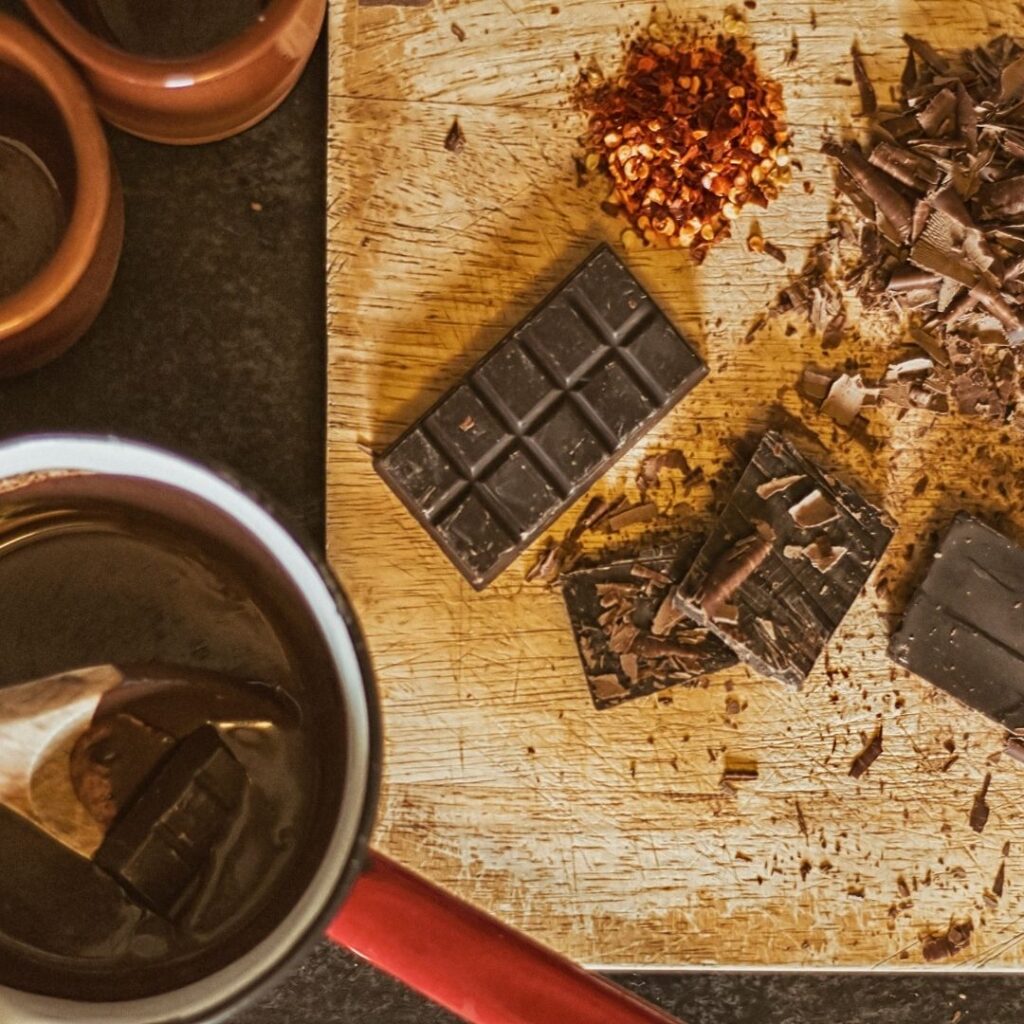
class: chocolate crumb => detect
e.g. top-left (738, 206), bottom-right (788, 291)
top-left (444, 118), bottom-right (466, 154)
top-left (722, 754), bottom-right (759, 781)
top-left (922, 919), bottom-right (973, 962)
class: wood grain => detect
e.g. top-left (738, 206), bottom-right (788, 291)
top-left (327, 0), bottom-right (1024, 968)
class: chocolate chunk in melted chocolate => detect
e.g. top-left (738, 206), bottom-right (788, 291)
top-left (562, 544), bottom-right (737, 709)
top-left (673, 431), bottom-right (894, 688)
top-left (95, 725), bottom-right (247, 919)
top-left (890, 513), bottom-right (1024, 730)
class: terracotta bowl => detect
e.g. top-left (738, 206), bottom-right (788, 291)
top-left (0, 15), bottom-right (123, 378)
top-left (24, 0), bottom-right (327, 145)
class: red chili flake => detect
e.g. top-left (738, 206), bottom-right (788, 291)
top-left (574, 27), bottom-right (790, 262)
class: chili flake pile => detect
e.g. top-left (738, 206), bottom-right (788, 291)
top-left (576, 29), bottom-right (791, 261)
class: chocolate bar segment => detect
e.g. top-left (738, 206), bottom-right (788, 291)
top-left (562, 545), bottom-right (738, 709)
top-left (375, 245), bottom-right (707, 588)
top-left (95, 725), bottom-right (247, 918)
top-left (889, 513), bottom-right (1024, 728)
top-left (673, 431), bottom-right (894, 687)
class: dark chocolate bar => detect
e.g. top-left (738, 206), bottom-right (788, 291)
top-left (672, 431), bottom-right (894, 687)
top-left (375, 244), bottom-right (707, 588)
top-left (889, 513), bottom-right (1024, 729)
top-left (563, 544), bottom-right (737, 709)
top-left (95, 725), bottom-right (247, 918)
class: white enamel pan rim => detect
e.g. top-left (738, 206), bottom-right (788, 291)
top-left (0, 434), bottom-right (372, 1024)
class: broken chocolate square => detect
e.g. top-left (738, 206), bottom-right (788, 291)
top-left (375, 245), bottom-right (707, 588)
top-left (672, 431), bottom-right (894, 687)
top-left (889, 513), bottom-right (1024, 729)
top-left (562, 543), bottom-right (737, 709)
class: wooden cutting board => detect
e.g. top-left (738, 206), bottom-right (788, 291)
top-left (326, 0), bottom-right (1024, 969)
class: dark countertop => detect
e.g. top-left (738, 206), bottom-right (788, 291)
top-left (2, 4), bottom-right (1023, 1022)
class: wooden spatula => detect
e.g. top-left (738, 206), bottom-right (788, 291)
top-left (0, 664), bottom-right (129, 858)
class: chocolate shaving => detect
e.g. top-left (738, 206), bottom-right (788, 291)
top-left (590, 674), bottom-right (629, 700)
top-left (603, 501), bottom-right (658, 532)
top-left (903, 34), bottom-right (950, 75)
top-left (849, 726), bottom-right (883, 778)
top-left (1000, 53), bottom-right (1024, 103)
top-left (789, 489), bottom-right (839, 528)
top-left (784, 537), bottom-right (847, 573)
top-left (756, 474), bottom-right (804, 499)
top-left (695, 524), bottom-right (776, 621)
top-left (631, 563), bottom-right (675, 587)
top-left (651, 591), bottom-right (686, 636)
top-left (823, 141), bottom-right (912, 239)
top-left (821, 373), bottom-right (872, 426)
top-left (788, 35), bottom-right (1024, 430)
top-left (851, 42), bottom-right (877, 115)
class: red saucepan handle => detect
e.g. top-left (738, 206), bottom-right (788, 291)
top-left (328, 850), bottom-right (682, 1024)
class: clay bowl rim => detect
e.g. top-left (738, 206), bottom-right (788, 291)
top-left (0, 15), bottom-right (111, 344)
top-left (23, 0), bottom-right (310, 86)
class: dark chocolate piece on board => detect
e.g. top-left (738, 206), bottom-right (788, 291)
top-left (375, 244), bottom-right (707, 588)
top-left (562, 542), bottom-right (737, 710)
top-left (889, 513), bottom-right (1024, 730)
top-left (673, 431), bottom-right (894, 687)
top-left (95, 725), bottom-right (247, 918)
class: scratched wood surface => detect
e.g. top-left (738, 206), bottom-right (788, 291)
top-left (327, 0), bottom-right (1024, 968)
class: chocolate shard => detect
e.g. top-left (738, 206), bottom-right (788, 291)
top-left (673, 432), bottom-right (894, 688)
top-left (94, 725), bottom-right (247, 919)
top-left (562, 546), bottom-right (737, 710)
top-left (1000, 53), bottom-right (1024, 103)
top-left (890, 513), bottom-right (1024, 730)
top-left (977, 175), bottom-right (1024, 220)
top-left (375, 245), bottom-right (706, 588)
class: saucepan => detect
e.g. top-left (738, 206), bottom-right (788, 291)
top-left (0, 435), bottom-right (680, 1024)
